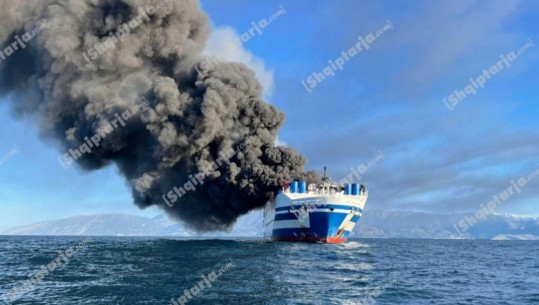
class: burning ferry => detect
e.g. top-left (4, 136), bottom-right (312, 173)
top-left (263, 168), bottom-right (368, 243)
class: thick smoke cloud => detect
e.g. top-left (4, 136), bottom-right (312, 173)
top-left (0, 0), bottom-right (316, 231)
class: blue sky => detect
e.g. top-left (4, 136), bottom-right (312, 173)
top-left (1, 0), bottom-right (539, 229)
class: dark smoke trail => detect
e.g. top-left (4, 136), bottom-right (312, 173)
top-left (0, 0), bottom-right (317, 231)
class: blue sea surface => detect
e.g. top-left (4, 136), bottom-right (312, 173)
top-left (0, 237), bottom-right (538, 304)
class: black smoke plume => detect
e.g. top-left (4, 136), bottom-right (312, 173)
top-left (0, 0), bottom-right (317, 231)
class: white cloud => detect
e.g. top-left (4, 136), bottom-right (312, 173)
top-left (204, 26), bottom-right (274, 97)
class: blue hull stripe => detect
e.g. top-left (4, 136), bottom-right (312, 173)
top-left (275, 211), bottom-right (360, 222)
top-left (274, 213), bottom-right (303, 221)
top-left (274, 212), bottom-right (362, 222)
top-left (275, 204), bottom-right (363, 213)
top-left (273, 211), bottom-right (360, 239)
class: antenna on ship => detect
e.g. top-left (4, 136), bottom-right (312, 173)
top-left (322, 166), bottom-right (328, 182)
top-left (321, 166), bottom-right (332, 193)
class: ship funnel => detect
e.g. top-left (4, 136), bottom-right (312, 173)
top-left (351, 183), bottom-right (359, 195)
top-left (298, 181), bottom-right (307, 193)
top-left (344, 183), bottom-right (352, 195)
top-left (290, 181), bottom-right (298, 193)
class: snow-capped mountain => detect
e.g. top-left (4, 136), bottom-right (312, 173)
top-left (3, 209), bottom-right (539, 240)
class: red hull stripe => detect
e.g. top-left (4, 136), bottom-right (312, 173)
top-left (272, 236), bottom-right (346, 244)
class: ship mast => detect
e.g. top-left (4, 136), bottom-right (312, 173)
top-left (321, 166), bottom-right (330, 193)
top-left (322, 166), bottom-right (328, 182)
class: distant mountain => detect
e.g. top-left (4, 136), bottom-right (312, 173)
top-left (2, 214), bottom-right (178, 237)
top-left (3, 209), bottom-right (539, 240)
top-left (355, 209), bottom-right (539, 240)
top-left (2, 212), bottom-right (263, 237)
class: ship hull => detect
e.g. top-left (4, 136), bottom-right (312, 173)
top-left (264, 193), bottom-right (367, 244)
